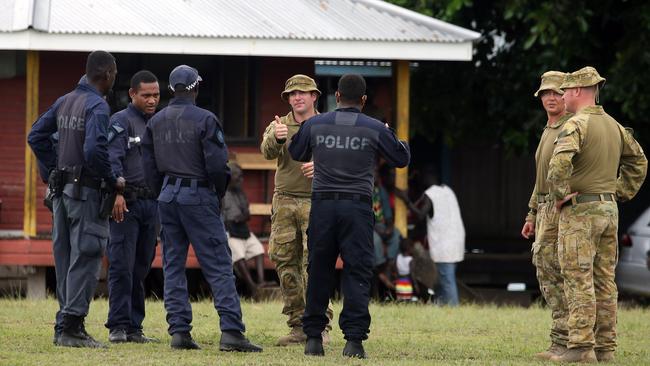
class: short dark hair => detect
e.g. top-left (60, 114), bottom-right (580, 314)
top-left (85, 51), bottom-right (115, 82)
top-left (130, 70), bottom-right (158, 90)
top-left (337, 74), bottom-right (366, 103)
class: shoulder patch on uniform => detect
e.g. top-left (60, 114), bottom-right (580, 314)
top-left (107, 124), bottom-right (125, 143)
top-left (214, 129), bottom-right (225, 147)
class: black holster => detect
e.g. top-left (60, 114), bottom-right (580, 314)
top-left (99, 181), bottom-right (117, 219)
top-left (44, 169), bottom-right (64, 212)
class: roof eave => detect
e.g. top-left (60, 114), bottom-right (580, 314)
top-left (0, 31), bottom-right (475, 61)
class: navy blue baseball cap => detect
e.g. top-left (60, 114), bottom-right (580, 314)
top-left (169, 65), bottom-right (202, 92)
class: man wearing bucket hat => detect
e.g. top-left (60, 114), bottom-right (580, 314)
top-left (521, 71), bottom-right (572, 360)
top-left (547, 66), bottom-right (647, 363)
top-left (142, 65), bottom-right (262, 353)
top-left (261, 74), bottom-right (333, 346)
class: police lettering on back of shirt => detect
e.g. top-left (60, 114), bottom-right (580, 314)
top-left (142, 71), bottom-right (228, 196)
top-left (30, 74), bottom-right (115, 184)
top-left (290, 105), bottom-right (409, 197)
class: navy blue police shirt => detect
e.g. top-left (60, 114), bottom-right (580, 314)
top-left (108, 104), bottom-right (151, 187)
top-left (141, 94), bottom-right (229, 196)
top-left (288, 107), bottom-right (410, 197)
top-left (28, 76), bottom-right (116, 184)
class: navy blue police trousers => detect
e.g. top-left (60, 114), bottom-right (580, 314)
top-left (105, 199), bottom-right (158, 333)
top-left (157, 181), bottom-right (245, 335)
top-left (52, 184), bottom-right (109, 334)
top-left (302, 197), bottom-right (375, 341)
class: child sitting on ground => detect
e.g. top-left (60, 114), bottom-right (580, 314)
top-left (395, 238), bottom-right (419, 302)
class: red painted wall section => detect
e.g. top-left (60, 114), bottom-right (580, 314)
top-left (0, 75), bottom-right (27, 230)
top-left (257, 57), bottom-right (315, 141)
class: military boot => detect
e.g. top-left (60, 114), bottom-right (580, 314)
top-left (550, 347), bottom-right (597, 363)
top-left (59, 315), bottom-right (107, 348)
top-left (276, 326), bottom-right (307, 346)
top-left (108, 328), bottom-right (128, 343)
top-left (304, 337), bottom-right (324, 356)
top-left (535, 343), bottom-right (568, 360)
top-left (170, 332), bottom-right (200, 350)
top-left (595, 350), bottom-right (615, 363)
top-left (52, 330), bottom-right (62, 345)
top-left (127, 330), bottom-right (160, 343)
top-left (219, 331), bottom-right (263, 352)
top-left (343, 340), bottom-right (366, 359)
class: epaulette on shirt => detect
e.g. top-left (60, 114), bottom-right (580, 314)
top-left (107, 124), bottom-right (125, 143)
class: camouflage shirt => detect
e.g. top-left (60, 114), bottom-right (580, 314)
top-left (526, 113), bottom-right (573, 222)
top-left (547, 105), bottom-right (647, 202)
top-left (260, 111), bottom-right (312, 197)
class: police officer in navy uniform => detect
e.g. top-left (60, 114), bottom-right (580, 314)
top-left (141, 65), bottom-right (262, 352)
top-left (105, 70), bottom-right (161, 343)
top-left (289, 74), bottom-right (410, 358)
top-left (28, 51), bottom-right (123, 348)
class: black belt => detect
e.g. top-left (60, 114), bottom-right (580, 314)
top-left (312, 192), bottom-right (372, 204)
top-left (562, 193), bottom-right (616, 208)
top-left (165, 176), bottom-right (210, 188)
top-left (64, 174), bottom-right (102, 190)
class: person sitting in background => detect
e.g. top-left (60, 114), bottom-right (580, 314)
top-left (395, 238), bottom-right (419, 302)
top-left (222, 162), bottom-right (269, 299)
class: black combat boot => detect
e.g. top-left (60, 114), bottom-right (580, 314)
top-left (219, 331), bottom-right (263, 352)
top-left (108, 328), bottom-right (128, 343)
top-left (304, 337), bottom-right (324, 356)
top-left (58, 314), bottom-right (106, 348)
top-left (127, 330), bottom-right (159, 343)
top-left (170, 332), bottom-right (200, 350)
top-left (343, 340), bottom-right (366, 359)
top-left (52, 330), bottom-right (61, 345)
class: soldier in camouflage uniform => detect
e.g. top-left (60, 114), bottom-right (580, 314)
top-left (521, 71), bottom-right (573, 360)
top-left (547, 67), bottom-right (647, 363)
top-left (261, 75), bottom-right (333, 346)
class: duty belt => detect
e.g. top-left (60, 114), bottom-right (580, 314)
top-left (561, 193), bottom-right (616, 208)
top-left (63, 173), bottom-right (102, 190)
top-left (312, 191), bottom-right (372, 205)
top-left (124, 185), bottom-right (157, 200)
top-left (165, 176), bottom-right (210, 188)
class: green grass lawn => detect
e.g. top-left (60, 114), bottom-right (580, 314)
top-left (0, 298), bottom-right (648, 365)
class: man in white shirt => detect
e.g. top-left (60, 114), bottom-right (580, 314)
top-left (407, 169), bottom-right (465, 306)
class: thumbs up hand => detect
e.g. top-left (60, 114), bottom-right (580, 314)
top-left (274, 115), bottom-right (288, 142)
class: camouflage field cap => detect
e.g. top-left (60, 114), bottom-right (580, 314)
top-left (534, 71), bottom-right (566, 97)
top-left (281, 74), bottom-right (321, 101)
top-left (559, 66), bottom-right (606, 90)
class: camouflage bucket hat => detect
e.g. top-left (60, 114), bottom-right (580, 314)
top-left (534, 71), bottom-right (566, 97)
top-left (281, 74), bottom-right (321, 101)
top-left (559, 66), bottom-right (606, 90)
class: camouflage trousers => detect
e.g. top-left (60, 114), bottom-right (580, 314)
top-left (558, 201), bottom-right (618, 351)
top-left (268, 193), bottom-right (332, 329)
top-left (532, 202), bottom-right (568, 346)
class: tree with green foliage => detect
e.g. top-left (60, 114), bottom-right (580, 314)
top-left (389, 0), bottom-right (650, 153)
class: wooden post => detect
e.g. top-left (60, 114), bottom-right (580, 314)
top-left (26, 267), bottom-right (46, 299)
top-left (23, 51), bottom-right (39, 237)
top-left (394, 60), bottom-right (410, 237)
